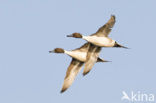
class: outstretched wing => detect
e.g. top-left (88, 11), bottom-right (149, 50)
top-left (83, 44), bottom-right (101, 76)
top-left (93, 15), bottom-right (116, 37)
top-left (60, 59), bottom-right (84, 93)
top-left (73, 42), bottom-right (90, 52)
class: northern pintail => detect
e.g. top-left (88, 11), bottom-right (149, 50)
top-left (49, 43), bottom-right (109, 93)
top-left (67, 15), bottom-right (128, 48)
top-left (66, 15), bottom-right (128, 76)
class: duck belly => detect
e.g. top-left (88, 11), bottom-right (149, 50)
top-left (65, 51), bottom-right (87, 62)
top-left (84, 36), bottom-right (114, 47)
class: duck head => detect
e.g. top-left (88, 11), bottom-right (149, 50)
top-left (49, 48), bottom-right (64, 53)
top-left (114, 41), bottom-right (129, 49)
top-left (67, 33), bottom-right (82, 38)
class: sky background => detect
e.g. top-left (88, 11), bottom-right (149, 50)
top-left (0, 0), bottom-right (156, 103)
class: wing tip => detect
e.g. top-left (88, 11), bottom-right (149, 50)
top-left (83, 71), bottom-right (90, 76)
top-left (111, 14), bottom-right (115, 18)
top-left (60, 88), bottom-right (67, 93)
top-left (110, 14), bottom-right (116, 22)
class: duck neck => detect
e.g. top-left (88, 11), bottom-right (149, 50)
top-left (64, 50), bottom-right (70, 55)
top-left (82, 35), bottom-right (88, 40)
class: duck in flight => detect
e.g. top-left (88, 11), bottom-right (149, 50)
top-left (49, 43), bottom-right (109, 93)
top-left (67, 15), bottom-right (128, 48)
top-left (67, 15), bottom-right (128, 76)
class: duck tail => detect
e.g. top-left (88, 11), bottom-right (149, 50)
top-left (97, 58), bottom-right (111, 62)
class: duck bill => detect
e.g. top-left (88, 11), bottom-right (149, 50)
top-left (66, 34), bottom-right (73, 37)
top-left (49, 50), bottom-right (54, 53)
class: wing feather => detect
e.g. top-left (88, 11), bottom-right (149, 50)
top-left (72, 42), bottom-right (90, 52)
top-left (61, 59), bottom-right (84, 93)
top-left (93, 15), bottom-right (116, 37)
top-left (83, 44), bottom-right (101, 76)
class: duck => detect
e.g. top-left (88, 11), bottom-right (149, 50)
top-left (67, 15), bottom-right (128, 48)
top-left (49, 43), bottom-right (109, 93)
top-left (66, 15), bottom-right (128, 76)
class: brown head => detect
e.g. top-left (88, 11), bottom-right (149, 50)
top-left (67, 33), bottom-right (83, 38)
top-left (49, 48), bottom-right (64, 53)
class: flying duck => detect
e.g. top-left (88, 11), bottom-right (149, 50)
top-left (67, 15), bottom-right (128, 48)
top-left (66, 15), bottom-right (128, 76)
top-left (49, 43), bottom-right (109, 93)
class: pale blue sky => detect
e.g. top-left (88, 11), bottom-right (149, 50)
top-left (0, 0), bottom-right (156, 103)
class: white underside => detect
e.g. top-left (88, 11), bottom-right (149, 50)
top-left (65, 51), bottom-right (87, 62)
top-left (83, 36), bottom-right (115, 47)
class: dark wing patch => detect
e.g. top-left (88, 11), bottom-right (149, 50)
top-left (60, 59), bottom-right (84, 93)
top-left (83, 44), bottom-right (101, 76)
top-left (93, 15), bottom-right (116, 37)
